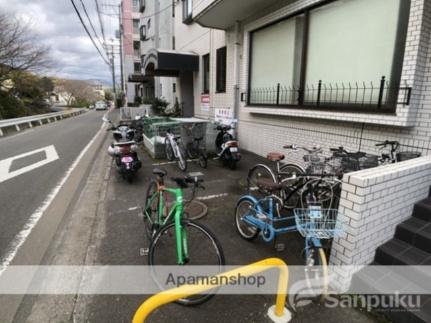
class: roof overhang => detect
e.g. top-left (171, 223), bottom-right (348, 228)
top-left (193, 0), bottom-right (281, 29)
top-left (128, 73), bottom-right (153, 83)
top-left (143, 49), bottom-right (199, 77)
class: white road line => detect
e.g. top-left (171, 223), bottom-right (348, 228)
top-left (0, 121), bottom-right (106, 276)
top-left (0, 145), bottom-right (59, 183)
top-left (196, 193), bottom-right (229, 200)
top-left (128, 206), bottom-right (140, 211)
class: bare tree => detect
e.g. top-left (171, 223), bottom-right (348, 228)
top-left (0, 14), bottom-right (52, 82)
top-left (58, 79), bottom-right (100, 106)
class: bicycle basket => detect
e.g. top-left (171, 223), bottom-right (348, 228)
top-left (294, 208), bottom-right (343, 239)
top-left (396, 151), bottom-right (421, 162)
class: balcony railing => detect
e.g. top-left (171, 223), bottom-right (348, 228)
top-left (245, 77), bottom-right (411, 113)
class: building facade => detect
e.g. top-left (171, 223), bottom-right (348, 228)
top-left (121, 0), bottom-right (176, 106)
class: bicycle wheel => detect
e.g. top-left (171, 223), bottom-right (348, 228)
top-left (300, 178), bottom-right (334, 209)
top-left (247, 164), bottom-right (276, 197)
top-left (177, 146), bottom-right (188, 172)
top-left (279, 164), bottom-right (306, 209)
top-left (143, 180), bottom-right (159, 241)
top-left (235, 198), bottom-right (260, 240)
top-left (304, 246), bottom-right (329, 300)
top-left (165, 138), bottom-right (174, 161)
top-left (148, 219), bottom-right (225, 306)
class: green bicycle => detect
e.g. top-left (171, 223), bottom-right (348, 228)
top-left (143, 168), bottom-right (225, 305)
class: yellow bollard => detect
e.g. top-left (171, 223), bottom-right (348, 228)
top-left (132, 257), bottom-right (289, 323)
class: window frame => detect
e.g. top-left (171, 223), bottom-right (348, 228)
top-left (140, 25), bottom-right (147, 41)
top-left (246, 0), bottom-right (411, 114)
top-left (216, 46), bottom-right (227, 93)
top-left (202, 53), bottom-right (210, 94)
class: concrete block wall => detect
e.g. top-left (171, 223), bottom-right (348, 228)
top-left (329, 155), bottom-right (431, 290)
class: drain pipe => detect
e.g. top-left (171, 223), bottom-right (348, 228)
top-left (232, 21), bottom-right (241, 138)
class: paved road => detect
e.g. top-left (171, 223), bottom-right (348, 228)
top-left (0, 110), bottom-right (105, 265)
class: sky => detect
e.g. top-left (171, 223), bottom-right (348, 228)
top-left (0, 0), bottom-right (121, 85)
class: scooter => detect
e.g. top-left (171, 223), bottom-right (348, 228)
top-left (215, 122), bottom-right (241, 170)
top-left (103, 117), bottom-right (142, 182)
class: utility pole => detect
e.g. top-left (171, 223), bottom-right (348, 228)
top-left (108, 43), bottom-right (117, 107)
top-left (118, 3), bottom-right (125, 93)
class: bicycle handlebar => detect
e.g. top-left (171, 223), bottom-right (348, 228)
top-left (375, 140), bottom-right (400, 151)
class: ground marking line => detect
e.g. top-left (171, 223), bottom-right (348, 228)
top-left (0, 120), bottom-right (106, 276)
top-left (0, 145), bottom-right (59, 183)
top-left (196, 193), bottom-right (228, 200)
top-left (128, 206), bottom-right (140, 211)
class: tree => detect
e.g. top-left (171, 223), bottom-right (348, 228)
top-left (59, 79), bottom-right (99, 107)
top-left (39, 76), bottom-right (54, 94)
top-left (104, 90), bottom-right (114, 101)
top-left (0, 14), bottom-right (52, 82)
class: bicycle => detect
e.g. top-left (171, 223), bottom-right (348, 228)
top-left (142, 168), bottom-right (225, 305)
top-left (375, 140), bottom-right (421, 164)
top-left (235, 178), bottom-right (343, 298)
top-left (184, 123), bottom-right (208, 169)
top-left (165, 129), bottom-right (187, 172)
top-left (247, 145), bottom-right (339, 210)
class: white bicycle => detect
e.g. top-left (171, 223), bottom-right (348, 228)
top-left (165, 129), bottom-right (187, 172)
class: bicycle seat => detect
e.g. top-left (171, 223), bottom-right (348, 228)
top-left (256, 179), bottom-right (283, 192)
top-left (153, 168), bottom-right (167, 177)
top-left (266, 152), bottom-right (285, 162)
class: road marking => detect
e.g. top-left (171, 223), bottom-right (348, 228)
top-left (0, 145), bottom-right (59, 183)
top-left (0, 120), bottom-right (106, 276)
top-left (128, 206), bottom-right (140, 211)
top-left (196, 193), bottom-right (229, 200)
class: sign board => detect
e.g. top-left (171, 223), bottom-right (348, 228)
top-left (214, 107), bottom-right (234, 124)
top-left (201, 94), bottom-right (210, 112)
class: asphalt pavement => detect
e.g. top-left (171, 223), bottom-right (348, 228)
top-left (0, 109), bottom-right (105, 266)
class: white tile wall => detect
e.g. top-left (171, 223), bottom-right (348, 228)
top-left (329, 155), bottom-right (431, 290)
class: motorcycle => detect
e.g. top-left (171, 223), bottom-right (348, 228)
top-left (215, 122), bottom-right (241, 170)
top-left (103, 117), bottom-right (142, 182)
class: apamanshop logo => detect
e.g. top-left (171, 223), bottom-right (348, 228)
top-left (288, 276), bottom-right (421, 313)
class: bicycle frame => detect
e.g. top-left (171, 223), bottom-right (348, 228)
top-left (144, 184), bottom-right (188, 265)
top-left (240, 194), bottom-right (322, 254)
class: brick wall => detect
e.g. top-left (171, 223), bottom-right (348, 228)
top-left (329, 155), bottom-right (431, 290)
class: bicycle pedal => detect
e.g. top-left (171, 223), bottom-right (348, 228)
top-left (275, 243), bottom-right (285, 252)
top-left (140, 248), bottom-right (149, 256)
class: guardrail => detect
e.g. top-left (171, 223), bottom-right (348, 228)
top-left (132, 258), bottom-right (291, 323)
top-left (0, 109), bottom-right (86, 137)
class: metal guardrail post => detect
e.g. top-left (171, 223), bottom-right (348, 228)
top-left (132, 258), bottom-right (290, 323)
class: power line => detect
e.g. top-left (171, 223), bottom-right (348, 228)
top-left (78, 0), bottom-right (106, 53)
top-left (69, 0), bottom-right (111, 66)
top-left (99, 3), bottom-right (173, 20)
top-left (95, 0), bottom-right (107, 46)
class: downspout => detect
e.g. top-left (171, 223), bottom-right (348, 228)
top-left (232, 21), bottom-right (241, 137)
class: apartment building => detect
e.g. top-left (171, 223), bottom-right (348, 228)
top-left (121, 0), bottom-right (176, 106)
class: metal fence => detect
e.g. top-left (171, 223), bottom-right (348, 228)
top-left (246, 77), bottom-right (412, 111)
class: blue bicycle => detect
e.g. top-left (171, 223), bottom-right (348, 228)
top-left (235, 177), bottom-right (343, 296)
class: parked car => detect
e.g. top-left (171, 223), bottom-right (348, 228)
top-left (95, 101), bottom-right (107, 110)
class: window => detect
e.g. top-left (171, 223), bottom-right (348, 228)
top-left (134, 62), bottom-right (141, 73)
top-left (140, 25), bottom-right (147, 41)
top-left (133, 41), bottom-right (140, 57)
top-left (182, 0), bottom-right (192, 24)
top-left (172, 36), bottom-right (175, 50)
top-left (173, 83), bottom-right (176, 93)
top-left (216, 47), bottom-right (227, 93)
top-left (202, 54), bottom-right (210, 94)
top-left (147, 18), bottom-right (151, 29)
top-left (132, 19), bottom-right (140, 34)
top-left (132, 0), bottom-right (140, 11)
top-left (140, 0), bottom-right (146, 12)
top-left (248, 0), bottom-right (410, 111)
